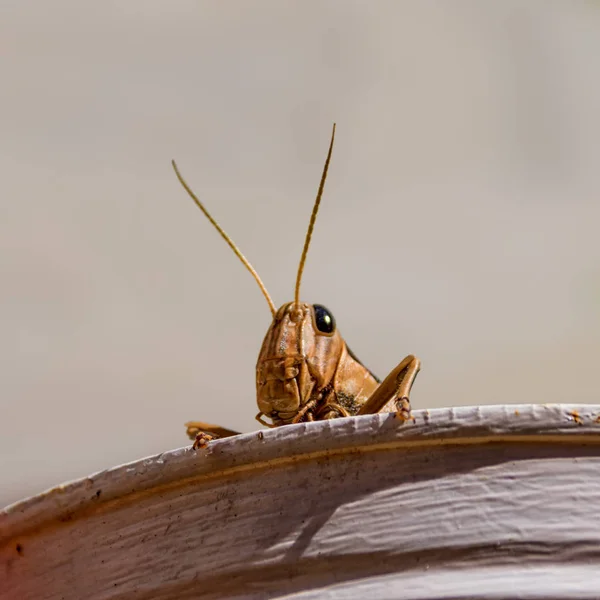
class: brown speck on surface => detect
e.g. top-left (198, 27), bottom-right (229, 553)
top-left (95, 489), bottom-right (102, 498)
top-left (16, 543), bottom-right (23, 556)
top-left (567, 410), bottom-right (584, 425)
top-left (58, 512), bottom-right (74, 523)
top-left (258, 431), bottom-right (264, 440)
top-left (514, 410), bottom-right (520, 416)
top-left (594, 415), bottom-right (600, 424)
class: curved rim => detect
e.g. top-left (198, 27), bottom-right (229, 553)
top-left (2, 403), bottom-right (600, 545)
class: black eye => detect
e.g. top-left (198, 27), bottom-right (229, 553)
top-left (313, 304), bottom-right (336, 334)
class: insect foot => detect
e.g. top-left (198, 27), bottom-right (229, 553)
top-left (185, 422), bottom-right (240, 448)
top-left (394, 396), bottom-right (415, 424)
top-left (192, 432), bottom-right (217, 450)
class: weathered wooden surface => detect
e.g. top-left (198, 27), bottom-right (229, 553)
top-left (2, 404), bottom-right (600, 599)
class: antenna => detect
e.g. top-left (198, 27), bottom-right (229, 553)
top-left (294, 123), bottom-right (336, 310)
top-left (171, 160), bottom-right (276, 317)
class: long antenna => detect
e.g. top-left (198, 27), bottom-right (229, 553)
top-left (171, 160), bottom-right (276, 317)
top-left (294, 123), bottom-right (336, 310)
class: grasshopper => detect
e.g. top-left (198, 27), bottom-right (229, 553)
top-left (172, 124), bottom-right (420, 449)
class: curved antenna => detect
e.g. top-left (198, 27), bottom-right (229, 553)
top-left (171, 160), bottom-right (276, 317)
top-left (294, 123), bottom-right (336, 310)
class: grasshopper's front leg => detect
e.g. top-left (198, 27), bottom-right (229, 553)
top-left (185, 421), bottom-right (241, 450)
top-left (357, 355), bottom-right (421, 421)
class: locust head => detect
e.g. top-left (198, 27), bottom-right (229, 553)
top-left (255, 302), bottom-right (344, 426)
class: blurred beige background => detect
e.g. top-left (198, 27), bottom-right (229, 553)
top-left (2, 1), bottom-right (600, 508)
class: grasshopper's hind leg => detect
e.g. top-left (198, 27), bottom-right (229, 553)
top-left (357, 355), bottom-right (421, 421)
top-left (184, 421), bottom-right (241, 450)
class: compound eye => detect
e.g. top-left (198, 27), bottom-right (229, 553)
top-left (313, 304), bottom-right (336, 334)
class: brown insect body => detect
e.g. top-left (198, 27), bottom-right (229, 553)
top-left (173, 124), bottom-right (421, 448)
top-left (256, 302), bottom-right (381, 427)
